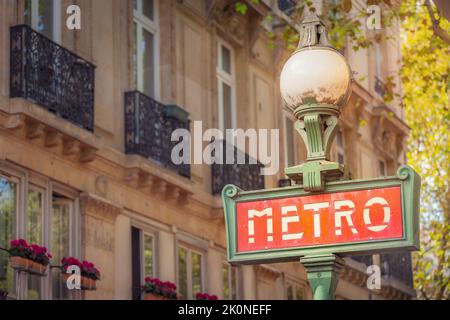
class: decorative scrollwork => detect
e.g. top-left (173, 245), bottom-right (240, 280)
top-left (397, 165), bottom-right (411, 181)
top-left (222, 184), bottom-right (239, 199)
top-left (10, 25), bottom-right (95, 131)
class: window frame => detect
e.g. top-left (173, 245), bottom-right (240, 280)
top-left (133, 0), bottom-right (160, 100)
top-left (216, 39), bottom-right (237, 132)
top-left (0, 164), bottom-right (80, 300)
top-left (285, 279), bottom-right (306, 300)
top-left (222, 261), bottom-right (239, 300)
top-left (140, 231), bottom-right (156, 279)
top-left (25, 0), bottom-right (61, 43)
top-left (176, 242), bottom-right (205, 300)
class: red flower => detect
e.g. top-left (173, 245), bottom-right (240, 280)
top-left (145, 277), bottom-right (151, 283)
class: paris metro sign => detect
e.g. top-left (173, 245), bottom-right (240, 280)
top-left (222, 166), bottom-right (421, 264)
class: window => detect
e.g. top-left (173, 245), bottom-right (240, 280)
top-left (0, 176), bottom-right (17, 297)
top-left (24, 0), bottom-right (61, 42)
top-left (131, 226), bottom-right (156, 300)
top-left (336, 131), bottom-right (345, 164)
top-left (222, 263), bottom-right (238, 300)
top-left (177, 245), bottom-right (204, 299)
top-left (217, 40), bottom-right (236, 132)
top-left (133, 0), bottom-right (159, 98)
top-left (27, 187), bottom-right (44, 300)
top-left (0, 165), bottom-right (80, 300)
top-left (284, 114), bottom-right (297, 169)
top-left (374, 42), bottom-right (382, 79)
top-left (51, 194), bottom-right (76, 300)
top-left (286, 281), bottom-right (305, 300)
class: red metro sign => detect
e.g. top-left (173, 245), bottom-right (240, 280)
top-left (222, 166), bottom-right (420, 264)
top-left (236, 186), bottom-right (402, 253)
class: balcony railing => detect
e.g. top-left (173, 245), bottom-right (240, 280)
top-left (10, 25), bottom-right (95, 131)
top-left (124, 91), bottom-right (191, 178)
top-left (381, 252), bottom-right (413, 287)
top-left (211, 141), bottom-right (265, 195)
top-left (351, 255), bottom-right (373, 266)
top-left (374, 76), bottom-right (386, 98)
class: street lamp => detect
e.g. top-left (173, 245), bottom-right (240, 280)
top-left (280, 13), bottom-right (352, 192)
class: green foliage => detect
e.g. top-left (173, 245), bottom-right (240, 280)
top-left (401, 0), bottom-right (450, 300)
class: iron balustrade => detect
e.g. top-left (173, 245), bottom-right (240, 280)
top-left (124, 91), bottom-right (191, 178)
top-left (381, 252), bottom-right (413, 287)
top-left (10, 25), bottom-right (95, 131)
top-left (211, 141), bottom-right (265, 195)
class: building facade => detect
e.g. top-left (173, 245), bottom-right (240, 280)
top-left (0, 0), bottom-right (415, 300)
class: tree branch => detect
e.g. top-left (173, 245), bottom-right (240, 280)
top-left (425, 0), bottom-right (450, 44)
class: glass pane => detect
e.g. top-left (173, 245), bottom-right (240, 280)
top-left (142, 28), bottom-right (155, 98)
top-left (38, 0), bottom-right (54, 39)
top-left (27, 190), bottom-right (43, 300)
top-left (295, 286), bottom-right (304, 300)
top-left (222, 82), bottom-right (233, 130)
top-left (143, 234), bottom-right (153, 278)
top-left (0, 178), bottom-right (16, 296)
top-left (24, 0), bottom-right (32, 26)
top-left (286, 284), bottom-right (293, 300)
top-left (221, 45), bottom-right (231, 74)
top-left (191, 252), bottom-right (202, 298)
top-left (178, 247), bottom-right (187, 299)
top-left (286, 118), bottom-right (295, 167)
top-left (133, 0), bottom-right (137, 10)
top-left (142, 0), bottom-right (154, 20)
top-left (231, 267), bottom-right (237, 300)
top-left (222, 264), bottom-right (229, 299)
top-left (51, 199), bottom-right (70, 300)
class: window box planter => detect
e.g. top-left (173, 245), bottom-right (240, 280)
top-left (9, 256), bottom-right (48, 276)
top-left (61, 273), bottom-right (97, 291)
top-left (143, 293), bottom-right (169, 300)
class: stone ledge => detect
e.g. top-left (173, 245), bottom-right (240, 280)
top-left (0, 98), bottom-right (101, 163)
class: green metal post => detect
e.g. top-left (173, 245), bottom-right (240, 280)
top-left (300, 254), bottom-right (346, 300)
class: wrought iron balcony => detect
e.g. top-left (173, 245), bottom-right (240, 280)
top-left (381, 252), bottom-right (413, 287)
top-left (211, 141), bottom-right (265, 195)
top-left (124, 91), bottom-right (191, 178)
top-left (374, 76), bottom-right (386, 98)
top-left (351, 255), bottom-right (373, 266)
top-left (10, 25), bottom-right (95, 131)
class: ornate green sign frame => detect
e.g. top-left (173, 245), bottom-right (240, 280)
top-left (222, 165), bottom-right (420, 265)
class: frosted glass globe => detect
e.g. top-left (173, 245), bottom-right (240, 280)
top-left (280, 47), bottom-right (352, 110)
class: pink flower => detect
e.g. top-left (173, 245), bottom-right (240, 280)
top-left (145, 277), bottom-right (151, 283)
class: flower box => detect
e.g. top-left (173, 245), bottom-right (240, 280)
top-left (9, 256), bottom-right (30, 271)
top-left (9, 256), bottom-right (47, 276)
top-left (28, 260), bottom-right (48, 276)
top-left (143, 293), bottom-right (168, 300)
top-left (61, 273), bottom-right (97, 291)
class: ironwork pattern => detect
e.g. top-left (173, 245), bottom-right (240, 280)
top-left (10, 25), bottom-right (95, 131)
top-left (211, 141), bottom-right (265, 195)
top-left (381, 252), bottom-right (413, 287)
top-left (125, 91), bottom-right (191, 178)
